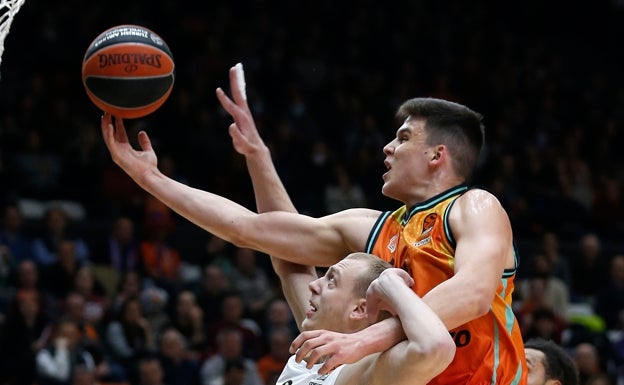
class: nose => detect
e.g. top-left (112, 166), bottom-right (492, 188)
top-left (383, 140), bottom-right (394, 155)
top-left (308, 277), bottom-right (321, 294)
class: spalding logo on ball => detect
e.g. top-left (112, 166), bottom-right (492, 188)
top-left (82, 24), bottom-right (175, 119)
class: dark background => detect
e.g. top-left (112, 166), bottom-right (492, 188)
top-left (1, 0), bottom-right (624, 383)
top-left (2, 0), bottom-right (624, 248)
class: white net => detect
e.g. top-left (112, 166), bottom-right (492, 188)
top-left (0, 0), bottom-right (25, 67)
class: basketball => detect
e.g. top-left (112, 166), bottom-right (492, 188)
top-left (82, 24), bottom-right (175, 119)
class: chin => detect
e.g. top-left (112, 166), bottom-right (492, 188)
top-left (301, 319), bottom-right (314, 331)
top-left (381, 186), bottom-right (398, 201)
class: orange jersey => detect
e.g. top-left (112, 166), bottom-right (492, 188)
top-left (366, 185), bottom-right (527, 385)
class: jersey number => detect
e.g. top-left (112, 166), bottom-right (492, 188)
top-left (450, 329), bottom-right (471, 347)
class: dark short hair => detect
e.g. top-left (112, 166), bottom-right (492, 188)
top-left (396, 97), bottom-right (485, 182)
top-left (524, 338), bottom-right (579, 385)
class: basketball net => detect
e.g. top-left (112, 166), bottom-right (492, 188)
top-left (0, 0), bottom-right (25, 68)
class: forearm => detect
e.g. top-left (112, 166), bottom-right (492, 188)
top-left (243, 139), bottom-right (317, 327)
top-left (244, 147), bottom-right (296, 213)
top-left (139, 168), bottom-right (256, 247)
top-left (386, 278), bottom-right (453, 353)
top-left (422, 277), bottom-right (490, 330)
top-left (354, 316), bottom-right (405, 356)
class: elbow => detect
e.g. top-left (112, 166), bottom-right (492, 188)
top-left (464, 287), bottom-right (494, 319)
top-left (473, 297), bottom-right (492, 318)
top-left (406, 335), bottom-right (456, 375)
top-left (227, 226), bottom-right (256, 249)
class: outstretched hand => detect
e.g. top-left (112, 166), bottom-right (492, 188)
top-left (216, 63), bottom-right (267, 157)
top-left (100, 113), bottom-right (158, 180)
top-left (366, 268), bottom-right (414, 324)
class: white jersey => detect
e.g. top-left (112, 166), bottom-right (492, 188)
top-left (274, 355), bottom-right (346, 385)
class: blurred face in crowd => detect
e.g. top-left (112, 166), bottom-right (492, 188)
top-left (139, 358), bottom-right (163, 385)
top-left (160, 329), bottom-right (185, 361)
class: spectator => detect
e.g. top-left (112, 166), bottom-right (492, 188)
top-left (206, 292), bottom-right (264, 359)
top-left (219, 359), bottom-right (248, 385)
top-left (72, 266), bottom-right (109, 325)
top-left (62, 292), bottom-right (100, 351)
top-left (169, 290), bottom-right (206, 356)
top-left (541, 231), bottom-right (573, 288)
top-left (569, 233), bottom-right (609, 303)
top-left (199, 327), bottom-right (263, 385)
top-left (518, 253), bottom-right (570, 321)
top-left (94, 215), bottom-right (140, 272)
top-left (609, 310), bottom-right (624, 381)
top-left (158, 327), bottom-right (200, 385)
top-left (140, 286), bottom-right (171, 343)
top-left (31, 207), bottom-right (90, 267)
top-left (62, 291), bottom-right (127, 383)
top-left (573, 343), bottom-right (610, 385)
top-left (593, 255), bottom-right (624, 331)
top-left (203, 235), bottom-right (234, 276)
top-left (323, 163), bottom-right (367, 214)
top-left (41, 239), bottom-right (84, 307)
top-left (105, 297), bottom-right (156, 383)
top-left (193, 264), bottom-right (231, 327)
top-left (584, 373), bottom-right (614, 385)
top-left (0, 201), bottom-right (34, 264)
top-left (590, 176), bottom-right (624, 242)
top-left (4, 258), bottom-right (42, 316)
top-left (0, 289), bottom-right (52, 385)
top-left (35, 318), bottom-right (96, 385)
top-left (522, 307), bottom-right (566, 345)
top-left (261, 298), bottom-right (298, 348)
top-left (228, 248), bottom-right (275, 323)
top-left (138, 201), bottom-right (182, 294)
top-left (255, 327), bottom-right (293, 385)
top-left (111, 271), bottom-right (143, 317)
top-left (12, 129), bottom-right (63, 200)
top-left (138, 355), bottom-right (167, 385)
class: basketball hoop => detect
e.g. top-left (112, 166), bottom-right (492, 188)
top-left (0, 0), bottom-right (25, 67)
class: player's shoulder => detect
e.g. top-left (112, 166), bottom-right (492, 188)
top-left (457, 186), bottom-right (503, 209)
top-left (449, 187), bottom-right (508, 223)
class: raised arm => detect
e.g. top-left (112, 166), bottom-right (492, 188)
top-left (216, 63), bottom-right (315, 328)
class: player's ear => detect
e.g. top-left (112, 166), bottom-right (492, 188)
top-left (431, 144), bottom-right (445, 161)
top-left (352, 298), bottom-right (368, 321)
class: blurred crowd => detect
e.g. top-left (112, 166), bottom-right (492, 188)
top-left (1, 0), bottom-right (624, 384)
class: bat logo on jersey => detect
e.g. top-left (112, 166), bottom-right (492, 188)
top-left (422, 213), bottom-right (437, 235)
top-left (412, 213), bottom-right (437, 248)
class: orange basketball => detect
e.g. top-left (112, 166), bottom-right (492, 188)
top-left (82, 25), bottom-right (175, 119)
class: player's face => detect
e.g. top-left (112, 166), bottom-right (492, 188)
top-left (382, 117), bottom-right (431, 204)
top-left (302, 258), bottom-right (366, 333)
top-left (525, 348), bottom-right (549, 385)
